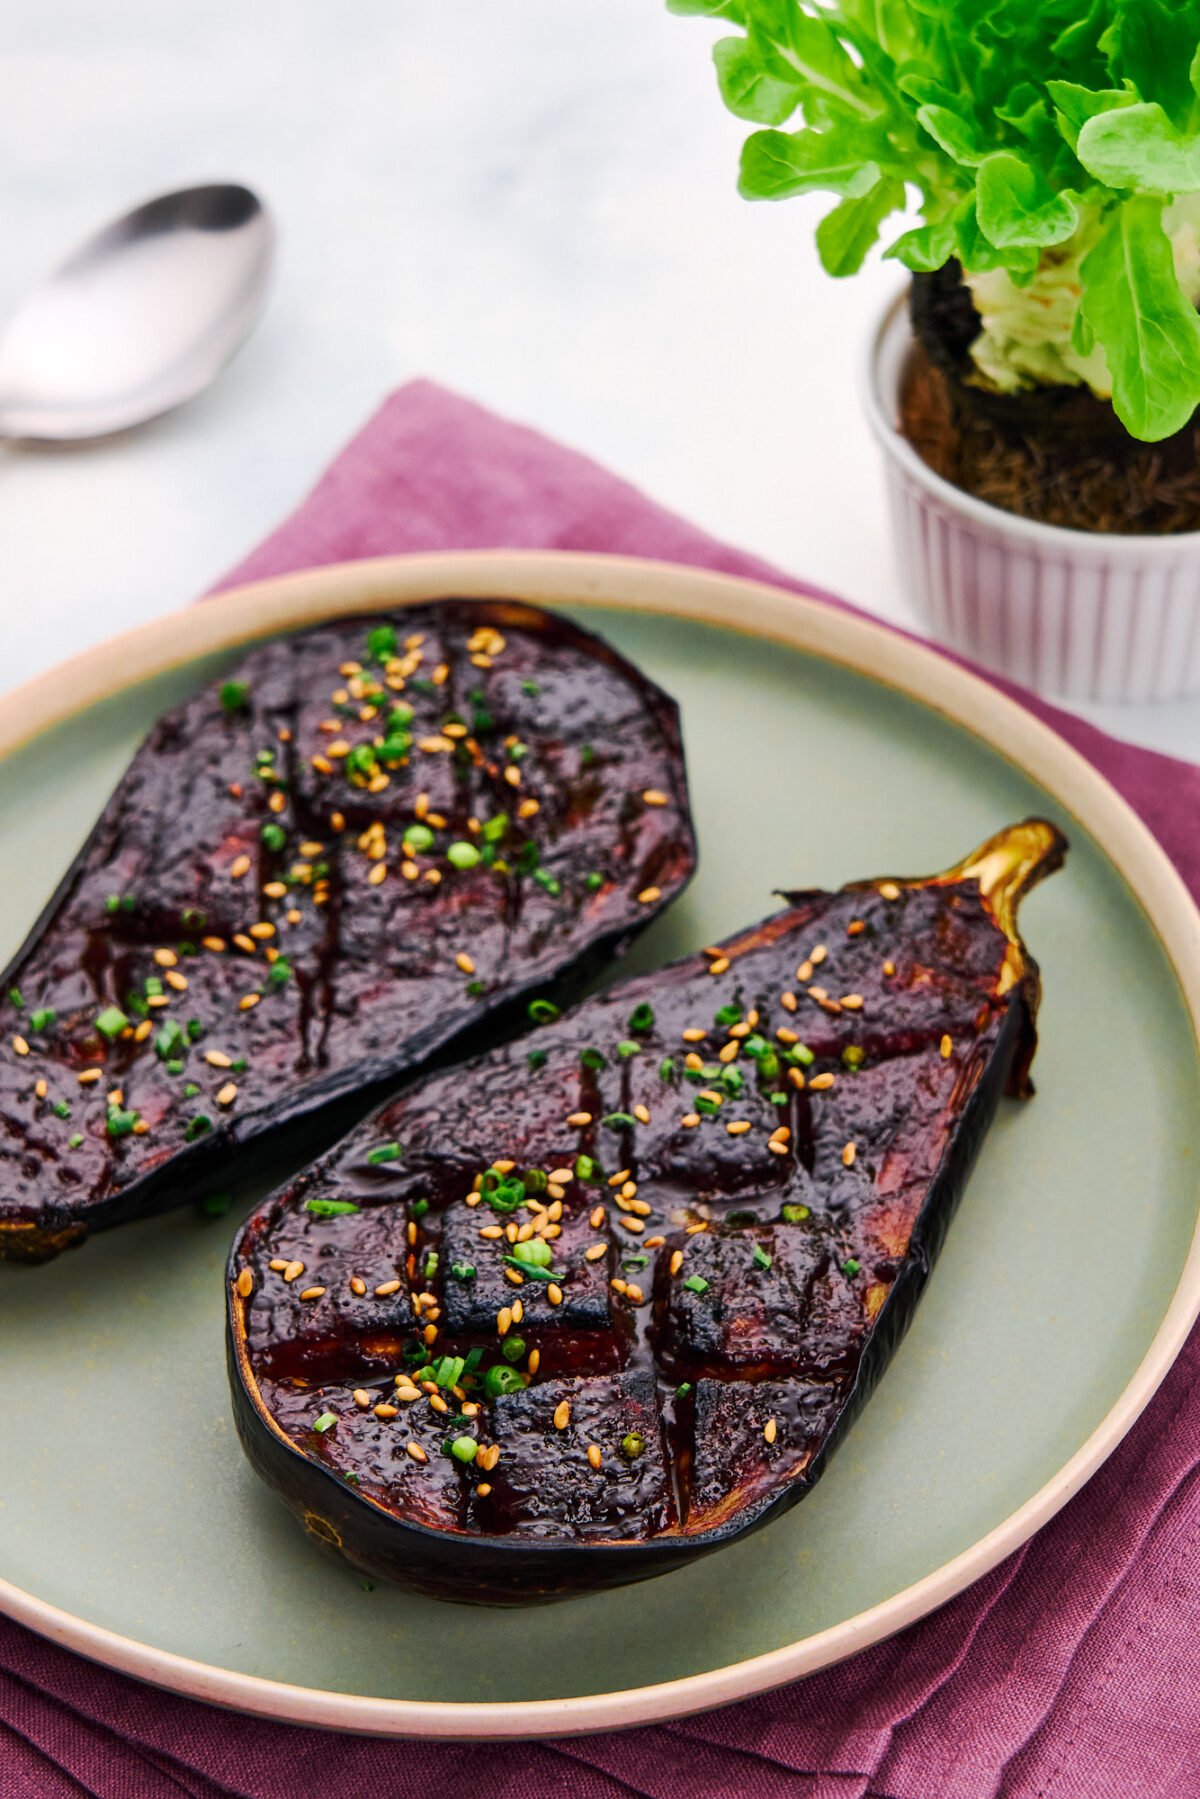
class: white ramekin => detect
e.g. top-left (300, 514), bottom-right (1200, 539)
top-left (861, 288), bottom-right (1200, 701)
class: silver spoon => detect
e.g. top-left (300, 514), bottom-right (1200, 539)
top-left (0, 183), bottom-right (275, 441)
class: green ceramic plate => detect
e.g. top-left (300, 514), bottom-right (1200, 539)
top-left (2, 552), bottom-right (1199, 1738)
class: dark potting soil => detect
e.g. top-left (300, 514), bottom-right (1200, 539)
top-left (901, 264), bottom-right (1200, 536)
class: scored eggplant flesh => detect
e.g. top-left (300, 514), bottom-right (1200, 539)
top-left (0, 601), bottom-right (694, 1261)
top-left (228, 820), bottom-right (1065, 1602)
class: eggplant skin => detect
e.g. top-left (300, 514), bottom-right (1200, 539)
top-left (228, 820), bottom-right (1066, 1604)
top-left (0, 601), bottom-right (695, 1262)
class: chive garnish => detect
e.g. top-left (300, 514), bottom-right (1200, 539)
top-left (627, 1002), bottom-right (655, 1035)
top-left (683, 1274), bottom-right (709, 1294)
top-left (313, 1411), bottom-right (337, 1433)
top-left (842, 1257), bottom-right (861, 1277)
top-left (366, 1142), bottom-right (402, 1165)
top-left (528, 999), bottom-right (559, 1025)
top-left (600, 1112), bottom-right (636, 1128)
top-left (365, 623), bottom-right (398, 663)
top-left (658, 1056), bottom-right (676, 1081)
top-left (580, 1047), bottom-right (607, 1072)
top-left (305, 1197), bottom-right (361, 1217)
top-left (752, 1245), bottom-right (773, 1271)
top-left (451, 1261), bottom-right (476, 1282)
top-left (219, 680), bottom-right (250, 712)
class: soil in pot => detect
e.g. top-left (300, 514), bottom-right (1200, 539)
top-left (901, 262), bottom-right (1200, 536)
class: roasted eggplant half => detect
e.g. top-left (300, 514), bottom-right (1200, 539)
top-left (0, 602), bottom-right (694, 1261)
top-left (228, 820), bottom-right (1065, 1602)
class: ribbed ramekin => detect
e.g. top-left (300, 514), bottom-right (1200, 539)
top-left (862, 289), bottom-right (1200, 702)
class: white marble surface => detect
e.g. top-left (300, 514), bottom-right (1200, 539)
top-left (3, 0), bottom-right (1200, 761)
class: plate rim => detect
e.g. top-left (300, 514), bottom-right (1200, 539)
top-left (3, 547), bottom-right (1199, 1739)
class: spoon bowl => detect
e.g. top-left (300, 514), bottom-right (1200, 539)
top-left (0, 183), bottom-right (275, 441)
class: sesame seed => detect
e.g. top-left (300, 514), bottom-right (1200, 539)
top-left (234, 934), bottom-right (256, 953)
top-left (230, 854), bottom-right (251, 879)
top-left (504, 1267), bottom-right (524, 1286)
top-left (941, 1034), bottom-right (953, 1059)
top-left (134, 1020), bottom-right (153, 1042)
top-left (684, 1052), bottom-right (704, 1071)
top-left (518, 798), bottom-right (540, 820)
top-left (299, 1285), bottom-right (327, 1301)
top-left (479, 1224), bottom-right (504, 1240)
top-left (456, 952), bottom-right (476, 975)
top-left (554, 1401), bottom-right (571, 1430)
top-left (547, 1167), bottom-right (574, 1184)
top-left (638, 886), bottom-right (662, 905)
top-left (707, 956), bottom-right (730, 976)
top-left (726, 1120), bottom-right (752, 1136)
top-left (686, 1221), bottom-right (708, 1235)
top-left (764, 1418), bottom-right (778, 1445)
top-left (268, 791), bottom-right (286, 814)
top-left (235, 1268), bottom-right (253, 1298)
top-left (547, 1281), bottom-right (564, 1303)
top-left (611, 1276), bottom-right (628, 1295)
top-left (202, 935), bottom-right (227, 953)
top-left (842, 1142), bottom-right (857, 1167)
top-left (34, 1078), bottom-right (47, 1100)
top-left (263, 882), bottom-right (287, 900)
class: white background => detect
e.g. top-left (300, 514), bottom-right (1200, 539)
top-left (3, 0), bottom-right (1199, 759)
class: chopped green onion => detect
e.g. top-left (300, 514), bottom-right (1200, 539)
top-left (313, 1411), bottom-right (337, 1433)
top-left (752, 1245), bottom-right (773, 1271)
top-left (403, 823), bottom-right (435, 853)
top-left (695, 1095), bottom-right (721, 1116)
top-left (423, 1251), bottom-right (439, 1280)
top-left (447, 841), bottom-right (481, 870)
top-left (484, 1364), bottom-right (525, 1397)
top-left (842, 1257), bottom-right (861, 1277)
top-left (513, 1237), bottom-right (551, 1268)
top-left (575, 1154), bottom-right (600, 1182)
top-left (616, 1039), bottom-right (641, 1059)
top-left (67, 1133), bottom-right (84, 1149)
top-left (781, 1203), bottom-right (810, 1223)
top-left (451, 1261), bottom-right (476, 1282)
top-left (528, 999), bottom-right (559, 1025)
top-left (584, 872), bottom-right (604, 892)
top-left (95, 1005), bottom-right (129, 1040)
top-left (186, 1019), bottom-right (205, 1042)
top-left (600, 1112), bottom-right (636, 1128)
top-left (521, 679), bottom-right (540, 697)
top-left (580, 1046), bottom-right (607, 1072)
top-left (305, 1197), bottom-right (361, 1217)
top-left (183, 1083), bottom-right (200, 1099)
top-left (52, 1100), bottom-right (70, 1119)
top-left (261, 822), bottom-right (286, 852)
top-left (788, 1043), bottom-right (815, 1067)
top-left (184, 1114), bottom-right (212, 1142)
top-left (714, 1003), bottom-right (741, 1027)
top-left (769, 1090), bottom-right (788, 1105)
top-left (500, 1334), bottom-right (528, 1364)
top-left (450, 1435), bottom-right (478, 1464)
top-left (345, 744), bottom-right (378, 782)
top-left (268, 957), bottom-right (292, 989)
top-left (842, 1045), bottom-right (866, 1070)
top-left (620, 1432), bottom-right (645, 1461)
top-left (365, 623), bottom-right (398, 663)
top-left (527, 1049), bottom-right (547, 1071)
top-left (106, 1107), bottom-right (139, 1138)
top-left (658, 1056), bottom-right (676, 1081)
top-left (155, 1020), bottom-right (185, 1062)
top-left (367, 1142), bottom-right (403, 1165)
top-left (465, 980), bottom-right (485, 997)
top-left (411, 1197), bottom-right (430, 1220)
top-left (675, 1382), bottom-right (692, 1398)
top-left (532, 869), bottom-right (561, 897)
top-left (683, 1274), bottom-right (709, 1294)
top-left (220, 680), bottom-right (250, 712)
top-left (28, 1008), bottom-right (56, 1033)
top-left (481, 815), bottom-right (509, 844)
top-left (627, 1002), bottom-right (655, 1035)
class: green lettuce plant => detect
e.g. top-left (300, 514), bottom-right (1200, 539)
top-left (669, 0), bottom-right (1200, 441)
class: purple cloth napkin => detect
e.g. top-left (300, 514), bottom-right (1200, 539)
top-left (5, 382), bottom-right (1200, 1799)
